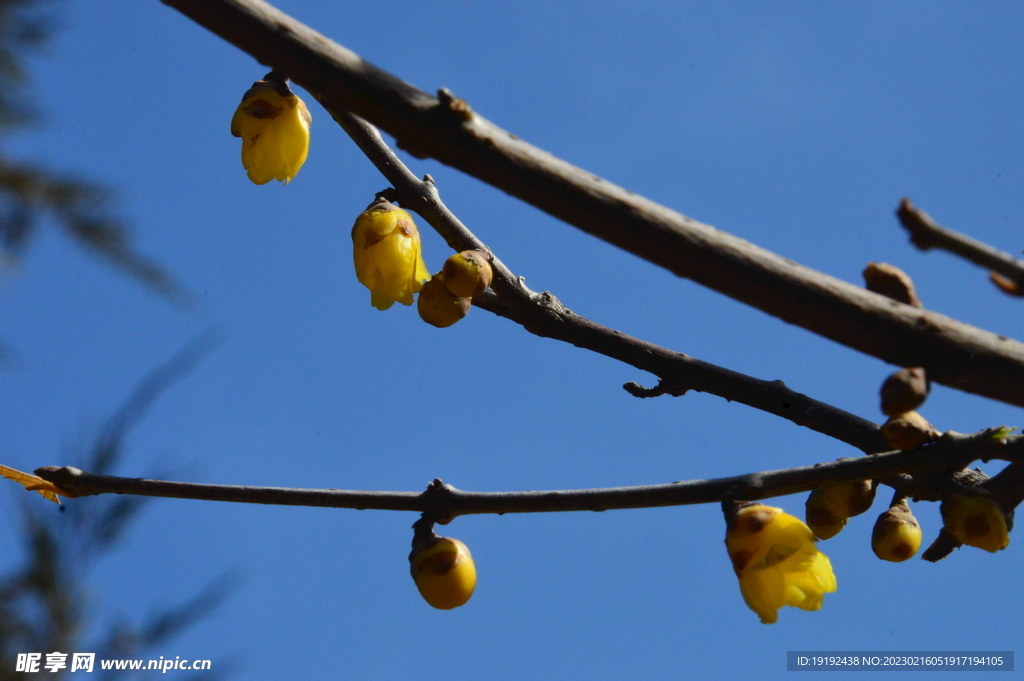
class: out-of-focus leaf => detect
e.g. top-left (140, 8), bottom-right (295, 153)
top-left (0, 334), bottom-right (233, 679)
top-left (0, 159), bottom-right (193, 304)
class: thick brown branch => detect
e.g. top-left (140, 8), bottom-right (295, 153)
top-left (898, 198), bottom-right (1024, 296)
top-left (337, 111), bottom-right (888, 454)
top-left (161, 0), bottom-right (1024, 407)
top-left (33, 430), bottom-right (1023, 520)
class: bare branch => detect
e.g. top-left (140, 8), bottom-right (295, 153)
top-left (33, 429), bottom-right (1024, 521)
top-left (336, 111), bottom-right (888, 454)
top-left (898, 198), bottom-right (1024, 297)
top-left (160, 0), bottom-right (1024, 407)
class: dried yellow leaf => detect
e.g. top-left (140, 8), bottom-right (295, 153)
top-left (0, 464), bottom-right (76, 504)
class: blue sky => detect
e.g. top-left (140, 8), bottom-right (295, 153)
top-left (2, 1), bottom-right (1022, 678)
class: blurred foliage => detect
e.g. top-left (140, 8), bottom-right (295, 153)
top-left (0, 0), bottom-right (188, 303)
top-left (0, 4), bottom-right (213, 657)
top-left (0, 334), bottom-right (232, 680)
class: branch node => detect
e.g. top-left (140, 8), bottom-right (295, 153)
top-left (436, 87), bottom-right (474, 122)
top-left (517, 291), bottom-right (572, 338)
top-left (623, 379), bottom-right (689, 398)
top-left (421, 477), bottom-right (458, 524)
top-left (34, 465), bottom-right (91, 495)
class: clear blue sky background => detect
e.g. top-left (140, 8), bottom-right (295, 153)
top-left (2, 1), bottom-right (1023, 678)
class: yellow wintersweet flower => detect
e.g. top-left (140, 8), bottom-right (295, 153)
top-left (409, 536), bottom-right (477, 610)
top-left (941, 495), bottom-right (1009, 553)
top-left (725, 503), bottom-right (837, 624)
top-left (352, 198), bottom-right (430, 310)
top-left (230, 72), bottom-right (311, 185)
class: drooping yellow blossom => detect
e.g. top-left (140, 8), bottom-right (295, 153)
top-left (871, 500), bottom-right (922, 562)
top-left (352, 198), bottom-right (430, 310)
top-left (725, 503), bottom-right (837, 624)
top-left (409, 536), bottom-right (476, 610)
top-left (230, 72), bottom-right (311, 185)
top-left (941, 496), bottom-right (1009, 553)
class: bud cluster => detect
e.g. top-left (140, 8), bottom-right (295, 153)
top-left (805, 478), bottom-right (876, 540)
top-left (418, 250), bottom-right (493, 328)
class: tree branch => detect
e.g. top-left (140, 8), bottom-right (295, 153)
top-left (335, 111), bottom-right (888, 454)
top-left (32, 430), bottom-right (1024, 521)
top-left (897, 198), bottom-right (1024, 297)
top-left (160, 0), bottom-right (1024, 407)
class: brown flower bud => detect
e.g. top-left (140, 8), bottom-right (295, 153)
top-left (863, 262), bottom-right (921, 307)
top-left (417, 275), bottom-right (471, 328)
top-left (805, 488), bottom-right (848, 540)
top-left (880, 411), bottom-right (938, 451)
top-left (441, 250), bottom-right (493, 298)
top-left (834, 479), bottom-right (877, 518)
top-left (880, 367), bottom-right (929, 416)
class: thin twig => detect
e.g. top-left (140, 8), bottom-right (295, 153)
top-left (898, 198), bottom-right (1024, 296)
top-left (160, 0), bottom-right (1024, 407)
top-left (33, 429), bottom-right (1023, 520)
top-left (335, 110), bottom-right (889, 454)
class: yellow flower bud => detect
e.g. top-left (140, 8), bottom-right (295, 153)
top-left (725, 503), bottom-right (836, 624)
top-left (230, 72), bottom-right (311, 185)
top-left (417, 275), bottom-right (471, 328)
top-left (880, 410), bottom-right (937, 451)
top-left (440, 250), bottom-right (493, 298)
top-left (871, 501), bottom-right (922, 562)
top-left (352, 198), bottom-right (431, 310)
top-left (409, 536), bottom-right (476, 610)
top-left (941, 496), bottom-right (1010, 553)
